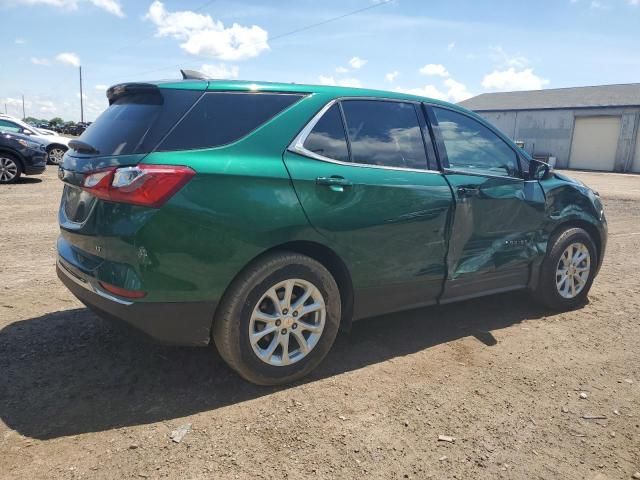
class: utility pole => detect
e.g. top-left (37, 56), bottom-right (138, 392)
top-left (21, 94), bottom-right (26, 119)
top-left (79, 65), bottom-right (84, 123)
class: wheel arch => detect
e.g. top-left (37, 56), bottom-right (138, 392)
top-left (46, 143), bottom-right (68, 152)
top-left (216, 240), bottom-right (355, 334)
top-left (0, 148), bottom-right (24, 170)
top-left (548, 219), bottom-right (602, 267)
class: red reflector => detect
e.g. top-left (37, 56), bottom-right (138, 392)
top-left (99, 281), bottom-right (146, 299)
top-left (81, 164), bottom-right (195, 208)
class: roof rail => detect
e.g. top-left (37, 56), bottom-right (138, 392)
top-left (180, 69), bottom-right (208, 80)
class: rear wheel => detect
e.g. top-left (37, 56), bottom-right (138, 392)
top-left (533, 227), bottom-right (597, 310)
top-left (0, 154), bottom-right (21, 184)
top-left (213, 252), bottom-right (341, 385)
top-left (47, 145), bottom-right (66, 165)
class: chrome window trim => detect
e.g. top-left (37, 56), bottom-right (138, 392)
top-left (288, 98), bottom-right (442, 175)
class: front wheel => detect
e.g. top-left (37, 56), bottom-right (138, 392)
top-left (212, 252), bottom-right (341, 385)
top-left (533, 227), bottom-right (598, 310)
top-left (0, 154), bottom-right (22, 184)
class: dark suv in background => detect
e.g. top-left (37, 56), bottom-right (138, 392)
top-left (0, 131), bottom-right (47, 183)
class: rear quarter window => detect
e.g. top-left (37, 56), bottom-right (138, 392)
top-left (158, 92), bottom-right (304, 151)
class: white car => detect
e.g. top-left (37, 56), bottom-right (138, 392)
top-left (0, 114), bottom-right (70, 165)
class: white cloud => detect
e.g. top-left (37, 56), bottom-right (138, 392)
top-left (447, 42), bottom-right (455, 51)
top-left (419, 63), bottom-right (450, 77)
top-left (348, 56), bottom-right (367, 69)
top-left (95, 84), bottom-right (108, 91)
top-left (10, 0), bottom-right (124, 16)
top-left (385, 71), bottom-right (399, 83)
top-left (200, 63), bottom-right (240, 79)
top-left (89, 0), bottom-right (123, 17)
top-left (144, 1), bottom-right (269, 61)
top-left (318, 76), bottom-right (362, 88)
top-left (481, 67), bottom-right (549, 91)
top-left (335, 66), bottom-right (349, 74)
top-left (443, 78), bottom-right (473, 102)
top-left (489, 46), bottom-right (529, 69)
top-left (15, 38), bottom-right (26, 45)
top-left (396, 84), bottom-right (448, 101)
top-left (31, 57), bottom-right (51, 66)
top-left (396, 77), bottom-right (473, 103)
top-left (629, 0), bottom-right (639, 5)
top-left (56, 52), bottom-right (80, 67)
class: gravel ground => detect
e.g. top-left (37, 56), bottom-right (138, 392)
top-left (1, 169), bottom-right (639, 480)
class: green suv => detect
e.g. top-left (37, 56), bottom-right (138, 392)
top-left (57, 74), bottom-right (607, 385)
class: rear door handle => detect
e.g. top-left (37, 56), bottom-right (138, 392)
top-left (316, 176), bottom-right (353, 192)
top-left (457, 186), bottom-right (480, 198)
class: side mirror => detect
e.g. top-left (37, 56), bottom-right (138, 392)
top-left (528, 159), bottom-right (553, 181)
top-left (21, 128), bottom-right (32, 135)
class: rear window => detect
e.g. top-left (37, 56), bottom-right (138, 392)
top-left (157, 92), bottom-right (304, 151)
top-left (78, 89), bottom-right (201, 156)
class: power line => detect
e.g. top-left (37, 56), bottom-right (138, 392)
top-left (125, 0), bottom-right (394, 79)
top-left (270, 0), bottom-right (394, 41)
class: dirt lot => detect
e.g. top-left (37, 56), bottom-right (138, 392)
top-left (1, 169), bottom-right (639, 480)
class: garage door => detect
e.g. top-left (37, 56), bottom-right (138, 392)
top-left (632, 127), bottom-right (640, 173)
top-left (569, 116), bottom-right (620, 171)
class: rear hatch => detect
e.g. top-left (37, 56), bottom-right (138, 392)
top-left (59, 83), bottom-right (204, 227)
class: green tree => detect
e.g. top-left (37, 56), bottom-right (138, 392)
top-left (49, 117), bottom-right (64, 126)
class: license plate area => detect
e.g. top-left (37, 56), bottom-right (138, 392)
top-left (62, 184), bottom-right (97, 224)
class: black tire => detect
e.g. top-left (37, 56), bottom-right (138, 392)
top-left (47, 145), bottom-right (67, 165)
top-left (212, 252), bottom-right (341, 385)
top-left (533, 227), bottom-right (598, 310)
top-left (0, 153), bottom-right (22, 184)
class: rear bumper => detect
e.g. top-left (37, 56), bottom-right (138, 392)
top-left (57, 258), bottom-right (215, 346)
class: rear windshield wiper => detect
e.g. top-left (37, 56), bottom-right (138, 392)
top-left (69, 139), bottom-right (100, 155)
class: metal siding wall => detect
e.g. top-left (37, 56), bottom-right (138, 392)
top-left (477, 107), bottom-right (640, 171)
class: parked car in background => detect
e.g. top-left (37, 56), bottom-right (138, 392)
top-left (0, 114), bottom-right (70, 165)
top-left (0, 131), bottom-right (47, 183)
top-left (56, 75), bottom-right (607, 385)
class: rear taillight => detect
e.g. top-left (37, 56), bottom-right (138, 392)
top-left (81, 164), bottom-right (195, 208)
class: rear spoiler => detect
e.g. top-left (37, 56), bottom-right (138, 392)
top-left (106, 83), bottom-right (162, 105)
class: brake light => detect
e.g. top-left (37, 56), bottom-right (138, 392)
top-left (81, 164), bottom-right (195, 208)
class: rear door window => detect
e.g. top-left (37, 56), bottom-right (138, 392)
top-left (158, 92), bottom-right (304, 151)
top-left (341, 100), bottom-right (429, 170)
top-left (302, 103), bottom-right (349, 162)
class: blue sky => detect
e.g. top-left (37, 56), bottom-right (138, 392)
top-left (2, 0), bottom-right (639, 121)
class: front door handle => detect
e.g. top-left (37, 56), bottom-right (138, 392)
top-left (457, 186), bottom-right (480, 198)
top-left (316, 176), bottom-right (353, 192)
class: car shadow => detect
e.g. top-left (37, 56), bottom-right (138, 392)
top-left (0, 291), bottom-right (548, 440)
top-left (16, 177), bottom-right (43, 184)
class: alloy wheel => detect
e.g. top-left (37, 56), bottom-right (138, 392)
top-left (249, 278), bottom-right (326, 366)
top-left (48, 147), bottom-right (65, 165)
top-left (556, 242), bottom-right (591, 299)
top-left (0, 157), bottom-right (18, 183)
